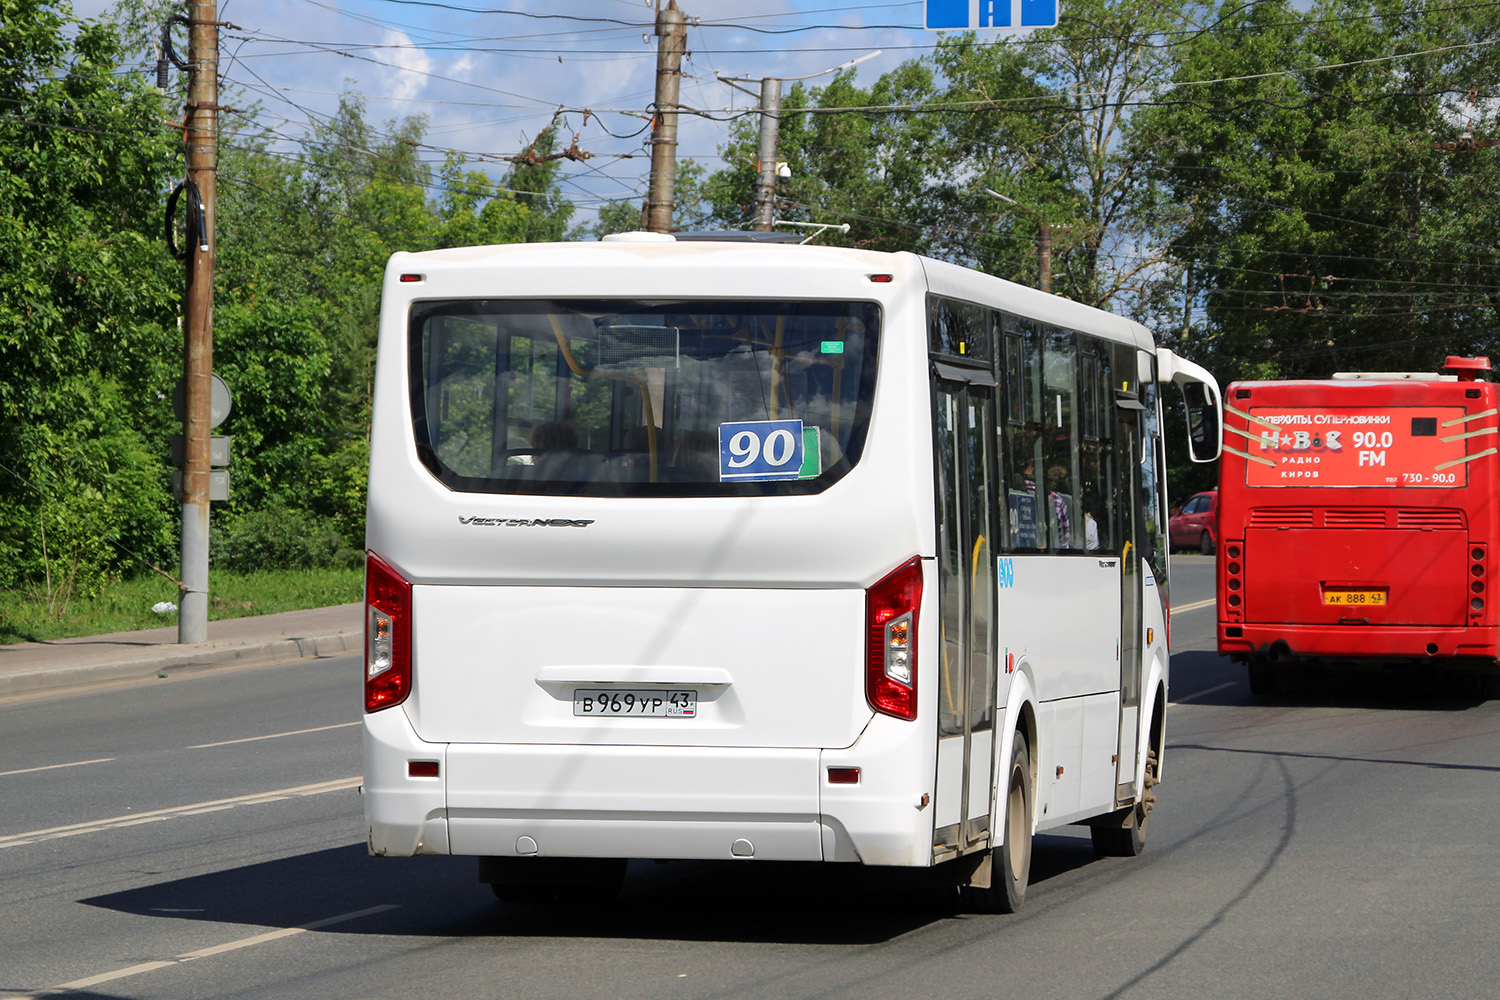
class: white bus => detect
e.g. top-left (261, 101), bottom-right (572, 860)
top-left (361, 232), bottom-right (1221, 911)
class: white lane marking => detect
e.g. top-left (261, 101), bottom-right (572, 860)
top-left (16, 905), bottom-right (398, 999)
top-left (1171, 681), bottom-right (1237, 705)
top-left (0, 757), bottom-right (116, 778)
top-left (1172, 598), bottom-right (1216, 614)
top-left (0, 777), bottom-right (361, 850)
top-left (188, 721), bottom-right (359, 749)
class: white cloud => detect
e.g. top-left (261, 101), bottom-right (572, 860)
top-left (380, 29), bottom-right (434, 103)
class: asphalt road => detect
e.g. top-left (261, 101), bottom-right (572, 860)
top-left (3, 554), bottom-right (1498, 1000)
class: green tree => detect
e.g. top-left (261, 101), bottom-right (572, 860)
top-left (701, 0), bottom-right (1195, 313)
top-left (0, 0), bottom-right (179, 596)
top-left (501, 123), bottom-right (575, 243)
top-left (1141, 0), bottom-right (1500, 382)
top-left (928, 0), bottom-right (1192, 310)
top-left (703, 71), bottom-right (932, 253)
top-left (585, 157), bottom-right (709, 238)
top-left (210, 97), bottom-right (535, 550)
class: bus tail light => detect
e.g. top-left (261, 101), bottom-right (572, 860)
top-left (365, 552), bottom-right (412, 713)
top-left (1470, 544), bottom-right (1487, 622)
top-left (867, 556), bottom-right (923, 721)
top-left (1223, 541), bottom-right (1244, 623)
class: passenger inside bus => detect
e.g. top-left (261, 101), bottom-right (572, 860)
top-left (530, 420), bottom-right (587, 480)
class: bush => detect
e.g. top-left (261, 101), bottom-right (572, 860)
top-left (212, 502), bottom-right (362, 572)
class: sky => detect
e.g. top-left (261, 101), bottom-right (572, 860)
top-left (68, 0), bottom-right (1045, 230)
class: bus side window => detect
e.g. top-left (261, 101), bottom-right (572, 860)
top-left (1002, 317), bottom-right (1044, 552)
top-left (1078, 338), bottom-right (1118, 554)
top-left (1043, 327), bottom-right (1081, 552)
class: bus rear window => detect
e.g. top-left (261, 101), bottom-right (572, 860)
top-left (408, 298), bottom-right (881, 496)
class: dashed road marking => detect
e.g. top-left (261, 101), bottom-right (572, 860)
top-left (0, 757), bottom-right (115, 778)
top-left (0, 776), bottom-right (361, 850)
top-left (188, 721), bottom-right (359, 749)
top-left (14, 904), bottom-right (398, 999)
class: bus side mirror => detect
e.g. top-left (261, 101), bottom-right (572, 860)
top-left (1155, 348), bottom-right (1223, 464)
top-left (1181, 381), bottom-right (1221, 464)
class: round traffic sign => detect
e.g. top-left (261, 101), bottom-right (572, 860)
top-left (172, 373), bottom-right (232, 429)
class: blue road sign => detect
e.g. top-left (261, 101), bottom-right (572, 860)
top-left (926, 0), bottom-right (1059, 29)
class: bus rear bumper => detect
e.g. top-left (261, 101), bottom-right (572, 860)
top-left (363, 706), bottom-right (450, 857)
top-left (362, 706), bottom-right (938, 866)
top-left (444, 743), bottom-right (825, 862)
top-left (1219, 623), bottom-right (1499, 663)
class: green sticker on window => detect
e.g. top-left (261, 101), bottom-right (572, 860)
top-left (820, 340), bottom-right (845, 355)
top-left (798, 427), bottom-right (822, 479)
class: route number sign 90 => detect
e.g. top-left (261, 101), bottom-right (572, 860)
top-left (719, 419), bottom-right (818, 482)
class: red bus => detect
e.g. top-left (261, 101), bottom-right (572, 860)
top-left (1216, 357), bottom-right (1500, 694)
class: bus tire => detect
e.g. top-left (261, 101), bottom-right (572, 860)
top-left (1090, 749), bottom-right (1157, 857)
top-left (1199, 532), bottom-right (1215, 555)
top-left (963, 731), bottom-right (1032, 914)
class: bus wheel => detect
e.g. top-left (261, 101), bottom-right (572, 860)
top-left (963, 731), bottom-right (1032, 914)
top-left (1199, 532), bottom-right (1215, 555)
top-left (1091, 749), bottom-right (1157, 857)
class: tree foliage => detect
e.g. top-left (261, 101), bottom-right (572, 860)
top-left (0, 0), bottom-right (573, 598)
top-left (703, 0), bottom-right (1192, 313)
top-left (1140, 0), bottom-right (1500, 382)
top-left (7, 0), bottom-right (1500, 600)
top-left (0, 0), bottom-right (179, 595)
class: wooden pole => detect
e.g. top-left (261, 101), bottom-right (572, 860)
top-left (645, 1), bottom-right (687, 233)
top-left (179, 0), bottom-right (217, 643)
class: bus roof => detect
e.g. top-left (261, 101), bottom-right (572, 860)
top-left (386, 233), bottom-right (1155, 354)
top-left (1330, 371), bottom-right (1454, 381)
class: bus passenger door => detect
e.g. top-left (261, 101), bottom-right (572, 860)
top-left (933, 377), bottom-right (998, 857)
top-left (1114, 404), bottom-right (1145, 805)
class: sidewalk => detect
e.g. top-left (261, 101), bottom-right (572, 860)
top-left (0, 604), bottom-right (363, 698)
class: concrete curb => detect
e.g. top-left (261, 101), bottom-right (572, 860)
top-left (0, 630), bottom-right (361, 699)
top-left (0, 604), bottom-right (364, 699)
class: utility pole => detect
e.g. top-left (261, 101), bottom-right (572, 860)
top-left (751, 78), bottom-right (782, 231)
top-left (645, 0), bottom-right (687, 233)
top-left (1037, 219), bottom-right (1051, 295)
top-left (179, 0), bottom-right (218, 643)
top-left (1181, 263), bottom-right (1194, 348)
top-left (983, 188), bottom-right (1054, 294)
top-left (721, 52), bottom-right (878, 235)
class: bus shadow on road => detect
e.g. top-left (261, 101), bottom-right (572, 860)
top-left (80, 835), bottom-right (1105, 944)
top-left (1171, 649), bottom-right (1496, 711)
top-left (1245, 667), bottom-right (1492, 711)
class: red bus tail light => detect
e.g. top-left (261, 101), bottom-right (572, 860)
top-left (365, 552), bottom-right (412, 713)
top-left (866, 556), bottom-right (923, 720)
top-left (1471, 544), bottom-right (1488, 622)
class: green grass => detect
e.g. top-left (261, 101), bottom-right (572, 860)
top-left (0, 567), bottom-right (363, 645)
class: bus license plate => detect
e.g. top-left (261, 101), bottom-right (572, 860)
top-left (1323, 589), bottom-right (1387, 606)
top-left (573, 689), bottom-right (697, 718)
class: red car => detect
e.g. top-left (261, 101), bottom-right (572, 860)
top-left (1169, 489), bottom-right (1217, 554)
